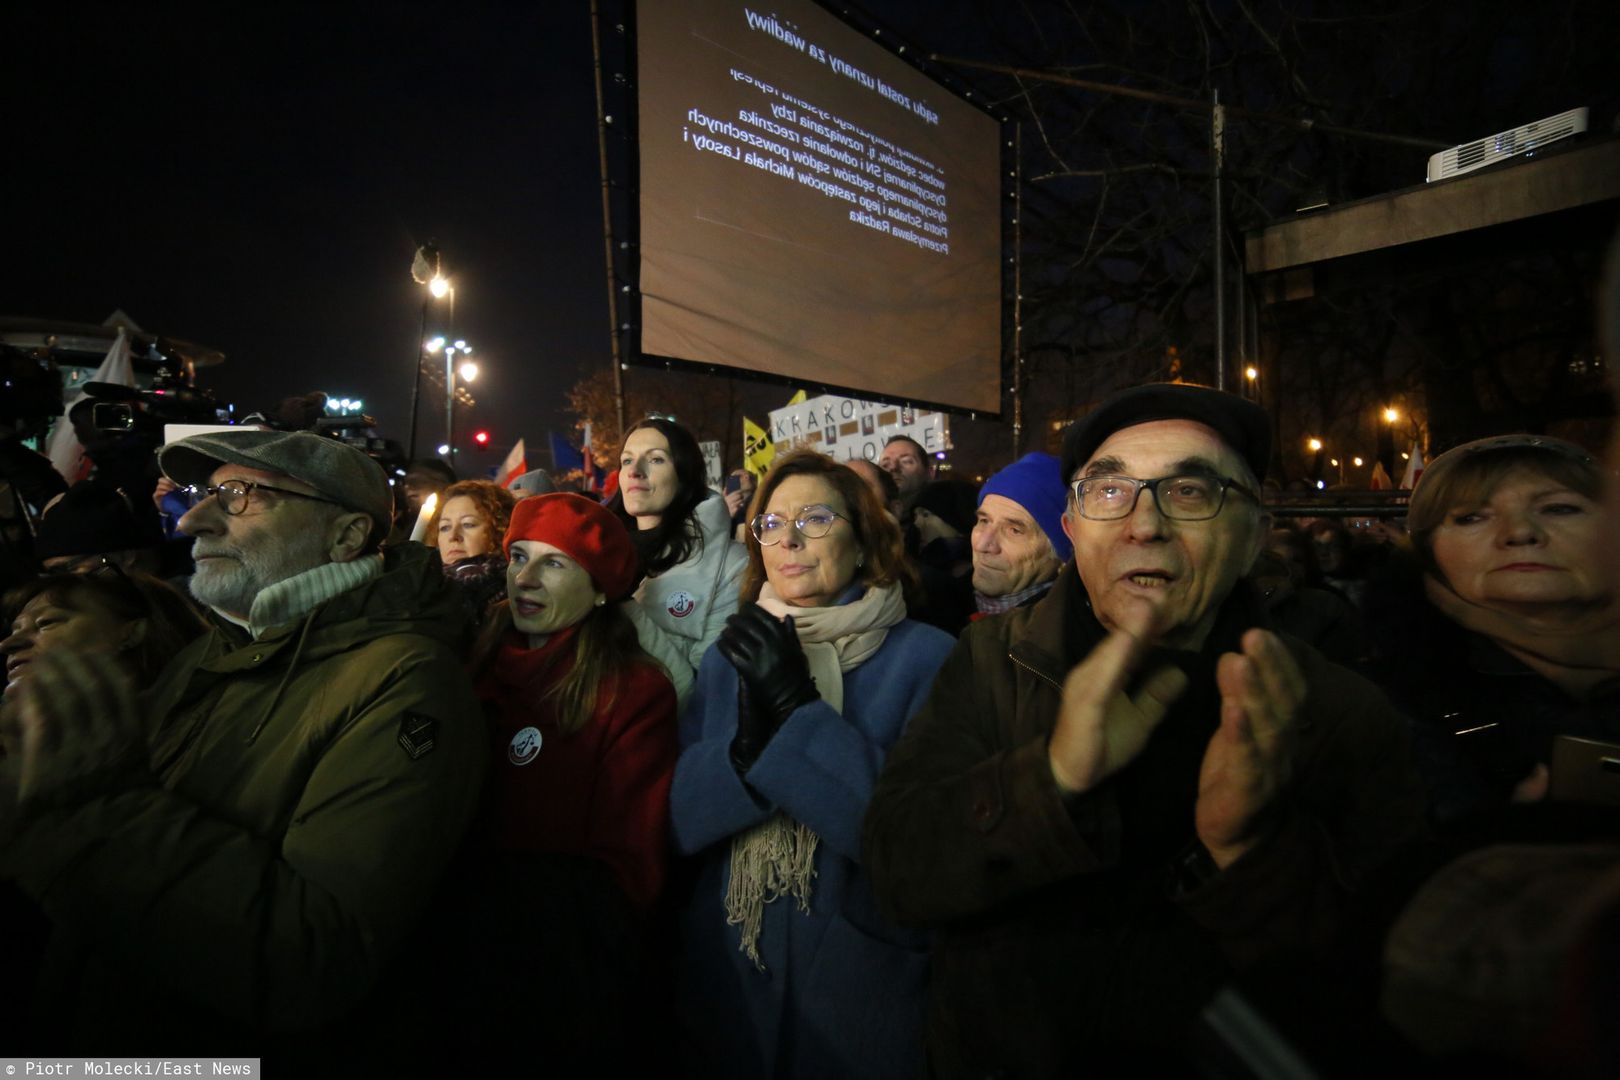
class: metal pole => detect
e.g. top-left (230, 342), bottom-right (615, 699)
top-left (1011, 122), bottom-right (1024, 456)
top-left (445, 346), bottom-right (455, 467)
top-left (590, 0), bottom-right (628, 439)
top-left (1212, 90), bottom-right (1226, 392)
top-left (408, 297), bottom-right (426, 461)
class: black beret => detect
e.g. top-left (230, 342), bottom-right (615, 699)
top-left (1061, 383), bottom-right (1270, 484)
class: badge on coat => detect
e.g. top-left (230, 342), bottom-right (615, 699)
top-left (398, 713), bottom-right (438, 760)
top-left (508, 725), bottom-right (543, 766)
top-left (667, 590), bottom-right (697, 618)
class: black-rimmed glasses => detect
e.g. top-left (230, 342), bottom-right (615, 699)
top-left (181, 479), bottom-right (339, 516)
top-left (1070, 474), bottom-right (1256, 521)
top-left (750, 505), bottom-right (849, 545)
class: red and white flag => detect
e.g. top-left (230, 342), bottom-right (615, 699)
top-left (1368, 462), bottom-right (1393, 491)
top-left (497, 438), bottom-right (527, 488)
top-left (1400, 443), bottom-right (1425, 490)
top-left (47, 326), bottom-right (135, 484)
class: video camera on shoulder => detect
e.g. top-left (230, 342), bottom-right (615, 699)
top-left (81, 370), bottom-right (229, 437)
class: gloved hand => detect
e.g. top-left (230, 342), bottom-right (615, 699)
top-left (719, 603), bottom-right (819, 771)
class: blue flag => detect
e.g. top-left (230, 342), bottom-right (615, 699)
top-left (548, 431), bottom-right (584, 472)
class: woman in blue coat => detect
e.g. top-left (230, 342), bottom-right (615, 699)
top-left (671, 450), bottom-right (956, 1079)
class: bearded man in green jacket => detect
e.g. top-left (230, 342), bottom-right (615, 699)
top-left (1, 430), bottom-right (485, 1057)
top-left (865, 384), bottom-right (1428, 1076)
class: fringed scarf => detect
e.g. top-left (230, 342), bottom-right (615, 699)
top-left (723, 581), bottom-right (906, 970)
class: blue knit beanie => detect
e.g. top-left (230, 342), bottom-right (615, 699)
top-left (977, 452), bottom-right (1071, 562)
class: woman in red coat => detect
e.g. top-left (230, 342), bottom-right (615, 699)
top-left (438, 493), bottom-right (677, 1071)
top-left (470, 491), bottom-right (677, 911)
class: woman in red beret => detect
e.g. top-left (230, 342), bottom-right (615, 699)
top-left (469, 491), bottom-right (677, 911)
top-left (445, 493), bottom-right (677, 1069)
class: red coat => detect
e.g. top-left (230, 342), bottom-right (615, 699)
top-left (475, 628), bottom-right (678, 911)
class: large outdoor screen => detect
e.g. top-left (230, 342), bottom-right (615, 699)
top-left (637, 0), bottom-right (1003, 413)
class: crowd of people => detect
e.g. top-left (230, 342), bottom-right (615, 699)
top-left (1, 379), bottom-right (1618, 1076)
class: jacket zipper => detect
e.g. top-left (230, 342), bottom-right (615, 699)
top-left (1009, 649), bottom-right (1063, 692)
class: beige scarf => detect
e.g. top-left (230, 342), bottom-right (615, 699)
top-left (724, 581), bottom-right (906, 970)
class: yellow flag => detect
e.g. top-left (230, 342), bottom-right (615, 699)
top-left (786, 389), bottom-right (807, 406)
top-left (743, 416), bottom-right (775, 477)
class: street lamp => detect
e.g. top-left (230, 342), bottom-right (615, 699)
top-left (1378, 405), bottom-right (1399, 477)
top-left (409, 244), bottom-right (452, 460)
top-left (442, 340), bottom-right (476, 462)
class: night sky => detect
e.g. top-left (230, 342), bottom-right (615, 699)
top-left (6, 3), bottom-right (612, 462)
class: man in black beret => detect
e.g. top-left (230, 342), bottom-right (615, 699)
top-left (865, 383), bottom-right (1427, 1074)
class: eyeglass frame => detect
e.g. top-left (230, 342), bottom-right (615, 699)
top-left (749, 504), bottom-right (851, 545)
top-left (1068, 473), bottom-right (1259, 522)
top-left (181, 478), bottom-right (341, 516)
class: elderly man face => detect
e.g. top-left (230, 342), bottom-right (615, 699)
top-left (971, 494), bottom-right (1061, 597)
top-left (1062, 419), bottom-right (1265, 650)
top-left (178, 464), bottom-right (354, 618)
top-left (879, 438), bottom-right (932, 500)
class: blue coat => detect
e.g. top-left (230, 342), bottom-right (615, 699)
top-left (671, 618), bottom-right (956, 1080)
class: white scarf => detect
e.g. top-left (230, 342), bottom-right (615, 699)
top-left (724, 581), bottom-right (906, 970)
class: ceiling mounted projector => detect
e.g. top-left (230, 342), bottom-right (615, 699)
top-left (1427, 107), bottom-right (1589, 182)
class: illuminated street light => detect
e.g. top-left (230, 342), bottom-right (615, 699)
top-left (425, 336), bottom-right (446, 353)
top-left (430, 276), bottom-right (450, 299)
top-left (437, 444), bottom-right (450, 456)
top-left (1245, 367), bottom-right (1258, 381)
top-left (1330, 458), bottom-right (1340, 467)
top-left (1353, 456), bottom-right (1364, 467)
top-left (1383, 407), bottom-right (1399, 424)
top-left (1307, 437), bottom-right (1323, 452)
top-left (442, 339), bottom-right (477, 460)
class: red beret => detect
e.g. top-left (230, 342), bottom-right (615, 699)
top-left (503, 493), bottom-right (639, 601)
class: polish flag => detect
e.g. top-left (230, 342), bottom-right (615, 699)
top-left (581, 422), bottom-right (596, 492)
top-left (1400, 443), bottom-right (1425, 490)
top-left (497, 438), bottom-right (527, 488)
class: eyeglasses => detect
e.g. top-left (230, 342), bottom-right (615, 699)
top-left (182, 479), bottom-right (339, 516)
top-left (1070, 474), bottom-right (1257, 522)
top-left (750, 505), bottom-right (849, 545)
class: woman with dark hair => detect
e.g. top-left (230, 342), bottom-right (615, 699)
top-left (2, 567), bottom-right (208, 695)
top-left (437, 493), bottom-right (678, 1070)
top-left (0, 567), bottom-right (208, 1045)
top-left (1370, 434), bottom-right (1620, 827)
top-left (609, 416), bottom-right (747, 705)
top-left (669, 450), bottom-right (953, 1080)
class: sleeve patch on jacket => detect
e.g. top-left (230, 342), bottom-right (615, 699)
top-left (399, 713), bottom-right (438, 759)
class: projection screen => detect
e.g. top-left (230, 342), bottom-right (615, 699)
top-left (637, 0), bottom-right (1003, 414)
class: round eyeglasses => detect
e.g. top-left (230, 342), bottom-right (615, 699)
top-left (182, 479), bottom-right (339, 516)
top-left (1070, 474), bottom-right (1256, 522)
top-left (751, 505), bottom-right (849, 545)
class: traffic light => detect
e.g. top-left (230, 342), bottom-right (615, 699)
top-left (473, 430), bottom-right (490, 448)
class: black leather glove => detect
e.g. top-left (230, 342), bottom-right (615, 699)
top-left (718, 603), bottom-right (819, 771)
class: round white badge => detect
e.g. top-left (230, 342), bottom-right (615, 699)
top-left (508, 725), bottom-right (543, 766)
top-left (667, 590), bottom-right (697, 618)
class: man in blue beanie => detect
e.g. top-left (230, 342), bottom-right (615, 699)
top-left (970, 452), bottom-right (1070, 617)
